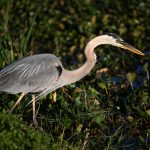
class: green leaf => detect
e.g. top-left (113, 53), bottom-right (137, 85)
top-left (95, 113), bottom-right (105, 128)
top-left (145, 110), bottom-right (150, 117)
top-left (126, 72), bottom-right (136, 82)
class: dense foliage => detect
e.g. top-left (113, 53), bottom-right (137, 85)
top-left (0, 0), bottom-right (149, 149)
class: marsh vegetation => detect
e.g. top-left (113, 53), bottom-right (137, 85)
top-left (0, 0), bottom-right (149, 149)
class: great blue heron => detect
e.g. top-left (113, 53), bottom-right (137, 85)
top-left (0, 33), bottom-right (144, 125)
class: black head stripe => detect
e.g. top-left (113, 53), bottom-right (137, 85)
top-left (106, 33), bottom-right (119, 39)
top-left (105, 33), bottom-right (123, 43)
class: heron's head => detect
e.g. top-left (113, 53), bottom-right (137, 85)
top-left (105, 33), bottom-right (144, 56)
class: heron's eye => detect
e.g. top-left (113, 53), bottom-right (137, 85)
top-left (116, 38), bottom-right (124, 43)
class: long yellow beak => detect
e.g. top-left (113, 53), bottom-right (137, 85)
top-left (119, 41), bottom-right (144, 56)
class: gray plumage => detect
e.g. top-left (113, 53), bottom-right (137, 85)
top-left (0, 54), bottom-right (63, 96)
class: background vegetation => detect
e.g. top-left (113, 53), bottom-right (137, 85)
top-left (0, 0), bottom-right (149, 149)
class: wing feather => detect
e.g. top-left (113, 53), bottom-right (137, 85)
top-left (0, 54), bottom-right (63, 94)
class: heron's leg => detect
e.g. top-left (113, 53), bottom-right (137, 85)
top-left (9, 92), bottom-right (26, 114)
top-left (32, 95), bottom-right (38, 125)
top-left (52, 91), bottom-right (57, 103)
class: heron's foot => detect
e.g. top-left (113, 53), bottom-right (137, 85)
top-left (29, 118), bottom-right (38, 128)
top-left (9, 108), bottom-right (14, 114)
top-left (9, 105), bottom-right (17, 114)
top-left (52, 91), bottom-right (57, 103)
top-left (33, 117), bottom-right (38, 127)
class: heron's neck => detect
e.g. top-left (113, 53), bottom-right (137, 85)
top-left (64, 60), bottom-right (95, 84)
top-left (64, 35), bottom-right (110, 84)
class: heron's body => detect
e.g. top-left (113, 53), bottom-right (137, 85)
top-left (0, 53), bottom-right (96, 97)
top-left (0, 33), bottom-right (144, 125)
top-left (0, 54), bottom-right (64, 94)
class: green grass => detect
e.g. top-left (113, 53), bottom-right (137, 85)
top-left (0, 0), bottom-right (149, 149)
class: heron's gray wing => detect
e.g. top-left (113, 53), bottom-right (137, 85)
top-left (0, 54), bottom-right (63, 94)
